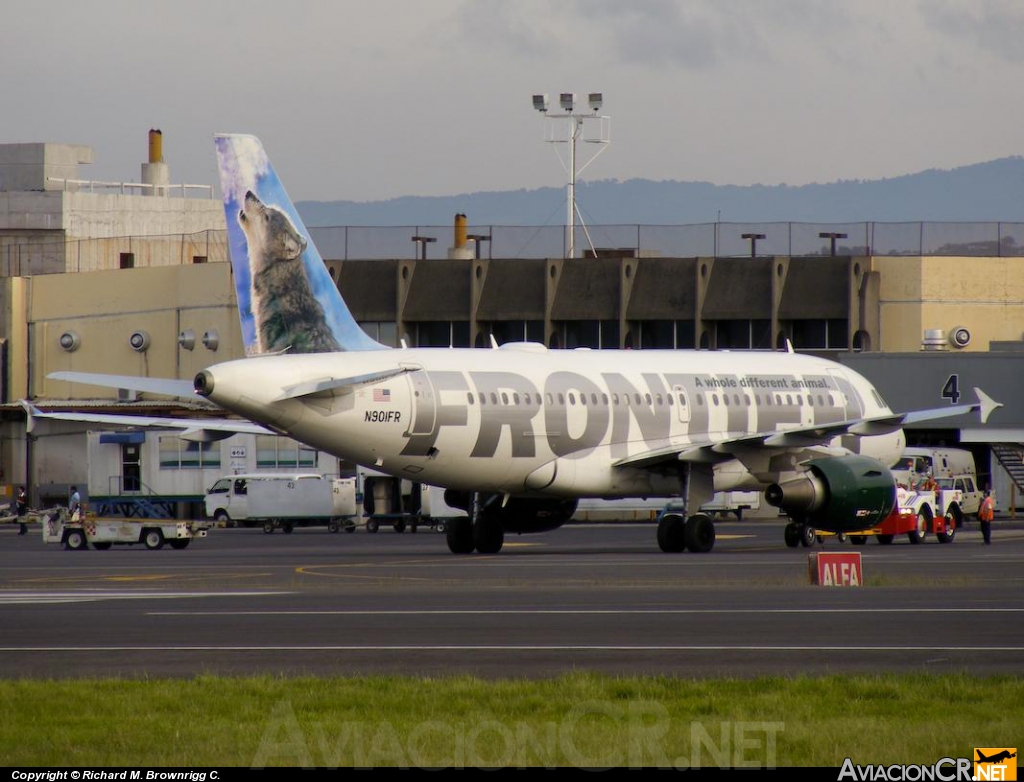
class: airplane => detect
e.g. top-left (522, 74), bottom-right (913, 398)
top-left (977, 751), bottom-right (1016, 764)
top-left (42, 133), bottom-right (1001, 555)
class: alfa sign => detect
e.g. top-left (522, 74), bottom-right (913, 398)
top-left (808, 551), bottom-right (862, 587)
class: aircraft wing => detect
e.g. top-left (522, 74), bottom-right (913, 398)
top-left (614, 387), bottom-right (1001, 471)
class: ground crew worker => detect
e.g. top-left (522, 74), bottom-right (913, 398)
top-left (69, 485), bottom-right (81, 521)
top-left (15, 486), bottom-right (28, 536)
top-left (978, 490), bottom-right (995, 545)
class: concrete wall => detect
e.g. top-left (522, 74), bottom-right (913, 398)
top-left (0, 141), bottom-right (224, 276)
top-left (20, 263), bottom-right (243, 400)
top-left (872, 256), bottom-right (1024, 352)
top-left (0, 143), bottom-right (93, 192)
top-left (62, 191), bottom-right (223, 240)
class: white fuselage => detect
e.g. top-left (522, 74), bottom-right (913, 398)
top-left (199, 345), bottom-right (905, 500)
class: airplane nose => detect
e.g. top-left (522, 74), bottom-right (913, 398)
top-left (194, 370), bottom-right (214, 396)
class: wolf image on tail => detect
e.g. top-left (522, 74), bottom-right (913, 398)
top-left (238, 190), bottom-right (340, 354)
top-left (214, 133), bottom-right (383, 355)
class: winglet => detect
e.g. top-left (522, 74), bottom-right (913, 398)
top-left (974, 387), bottom-right (1002, 424)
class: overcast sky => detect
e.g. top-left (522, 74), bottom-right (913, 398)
top-left (3, 0), bottom-right (1022, 202)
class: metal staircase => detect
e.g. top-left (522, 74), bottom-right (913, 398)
top-left (990, 443), bottom-right (1024, 495)
top-left (92, 477), bottom-right (178, 519)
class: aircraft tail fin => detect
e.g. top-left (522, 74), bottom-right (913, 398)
top-left (214, 134), bottom-right (384, 355)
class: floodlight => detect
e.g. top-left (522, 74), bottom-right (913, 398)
top-left (532, 94), bottom-right (549, 113)
top-left (559, 93), bottom-right (575, 112)
top-left (588, 93), bottom-right (603, 112)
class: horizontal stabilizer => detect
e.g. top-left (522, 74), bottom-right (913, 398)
top-left (23, 405), bottom-right (271, 437)
top-left (275, 367), bottom-right (411, 402)
top-left (48, 372), bottom-right (199, 400)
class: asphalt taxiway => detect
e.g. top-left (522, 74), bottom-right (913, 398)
top-left (1, 519), bottom-right (1022, 679)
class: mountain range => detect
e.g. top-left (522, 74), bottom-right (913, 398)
top-left (297, 157), bottom-right (1024, 227)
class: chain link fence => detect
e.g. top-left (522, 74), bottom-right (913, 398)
top-left (4, 223), bottom-right (1024, 275)
top-left (309, 222), bottom-right (1024, 260)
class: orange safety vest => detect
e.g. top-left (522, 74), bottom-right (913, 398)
top-left (979, 496), bottom-right (995, 522)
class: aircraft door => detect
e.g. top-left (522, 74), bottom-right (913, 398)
top-left (404, 367), bottom-right (437, 436)
top-left (828, 369), bottom-right (864, 419)
top-left (673, 385), bottom-right (691, 425)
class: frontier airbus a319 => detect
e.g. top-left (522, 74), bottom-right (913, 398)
top-left (46, 134), bottom-right (1000, 555)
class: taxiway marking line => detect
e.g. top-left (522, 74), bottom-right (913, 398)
top-left (1, 644), bottom-right (1022, 652)
top-left (145, 607), bottom-right (1024, 616)
top-left (0, 591), bottom-right (293, 604)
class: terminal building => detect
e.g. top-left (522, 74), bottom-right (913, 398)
top-left (1, 132), bottom-right (1023, 517)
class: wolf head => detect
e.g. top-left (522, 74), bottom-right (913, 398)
top-left (238, 191), bottom-right (307, 275)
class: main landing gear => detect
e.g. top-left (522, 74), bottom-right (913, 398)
top-left (656, 512), bottom-right (716, 553)
top-left (446, 493), bottom-right (504, 555)
top-left (784, 521), bottom-right (817, 548)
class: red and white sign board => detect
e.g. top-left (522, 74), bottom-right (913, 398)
top-left (808, 551), bottom-right (863, 587)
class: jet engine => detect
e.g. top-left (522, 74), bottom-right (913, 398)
top-left (765, 454), bottom-right (895, 532)
top-left (444, 491), bottom-right (578, 533)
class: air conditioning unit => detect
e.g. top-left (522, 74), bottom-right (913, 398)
top-left (949, 326), bottom-right (971, 349)
top-left (118, 388), bottom-right (138, 402)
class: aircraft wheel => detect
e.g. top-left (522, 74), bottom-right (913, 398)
top-left (684, 514), bottom-right (715, 553)
top-left (908, 511), bottom-right (928, 544)
top-left (142, 528), bottom-right (165, 550)
top-left (657, 512), bottom-right (686, 553)
top-left (473, 515), bottom-right (504, 555)
top-left (800, 524), bottom-right (816, 548)
top-left (65, 529), bottom-right (88, 550)
top-left (875, 534), bottom-right (894, 545)
top-left (784, 522), bottom-right (801, 548)
top-left (446, 516), bottom-right (475, 554)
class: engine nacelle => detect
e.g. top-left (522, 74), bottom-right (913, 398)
top-left (444, 491), bottom-right (578, 534)
top-left (765, 454), bottom-right (895, 532)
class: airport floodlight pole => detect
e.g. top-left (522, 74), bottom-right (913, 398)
top-left (742, 233), bottom-right (766, 258)
top-left (532, 92), bottom-right (610, 258)
top-left (411, 235), bottom-right (436, 260)
top-left (467, 233), bottom-right (492, 260)
top-left (819, 232), bottom-right (848, 256)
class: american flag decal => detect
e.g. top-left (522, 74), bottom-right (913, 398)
top-left (373, 388), bottom-right (391, 402)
